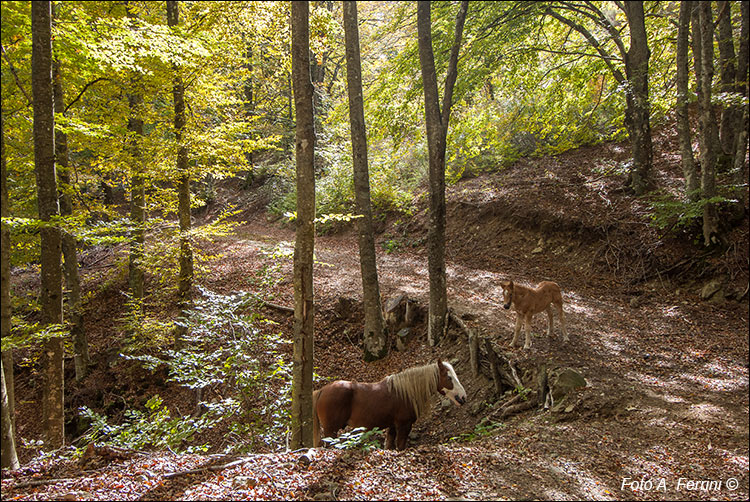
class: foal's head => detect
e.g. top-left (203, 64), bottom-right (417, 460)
top-left (500, 280), bottom-right (514, 309)
top-left (437, 359), bottom-right (467, 406)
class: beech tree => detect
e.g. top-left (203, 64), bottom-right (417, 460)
top-left (417, 0), bottom-right (469, 346)
top-left (676, 0), bottom-right (698, 202)
top-left (52, 4), bottom-right (89, 381)
top-left (166, 0), bottom-right (193, 350)
top-left (32, 0), bottom-right (65, 448)
top-left (546, 1), bottom-right (653, 195)
top-left (343, 0), bottom-right (387, 361)
top-left (290, 0), bottom-right (315, 450)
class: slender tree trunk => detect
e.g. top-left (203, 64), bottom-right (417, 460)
top-left (52, 18), bottom-right (88, 381)
top-left (243, 42), bottom-right (255, 188)
top-left (343, 1), bottom-right (387, 362)
top-left (290, 0), bottom-right (315, 450)
top-left (697, 1), bottom-right (721, 246)
top-left (677, 1), bottom-right (698, 202)
top-left (32, 0), bottom-right (65, 449)
top-left (733, 1), bottom-right (749, 210)
top-left (126, 5), bottom-right (145, 319)
top-left (167, 0), bottom-right (193, 350)
top-left (623, 1), bottom-right (652, 196)
top-left (1, 359), bottom-right (19, 469)
top-left (417, 0), bottom-right (468, 346)
top-left (716, 1), bottom-right (737, 169)
top-left (1, 112), bottom-right (17, 456)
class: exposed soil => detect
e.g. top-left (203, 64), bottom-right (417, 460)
top-left (2, 123), bottom-right (748, 500)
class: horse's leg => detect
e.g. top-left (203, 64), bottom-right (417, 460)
top-left (523, 313), bottom-right (533, 349)
top-left (511, 315), bottom-right (522, 347)
top-left (385, 427), bottom-right (396, 450)
top-left (557, 301), bottom-right (569, 341)
top-left (546, 305), bottom-right (554, 336)
top-left (395, 422), bottom-right (412, 450)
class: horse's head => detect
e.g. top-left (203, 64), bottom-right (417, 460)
top-left (500, 280), bottom-right (514, 309)
top-left (436, 359), bottom-right (467, 406)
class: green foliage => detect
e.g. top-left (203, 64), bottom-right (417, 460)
top-left (449, 417), bottom-right (504, 443)
top-left (321, 427), bottom-right (384, 452)
top-left (78, 394), bottom-right (234, 454)
top-left (648, 191), bottom-right (733, 237)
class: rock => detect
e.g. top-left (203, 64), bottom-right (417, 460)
top-left (395, 328), bottom-right (413, 351)
top-left (232, 476), bottom-right (258, 489)
top-left (468, 401), bottom-right (484, 416)
top-left (549, 368), bottom-right (587, 401)
top-left (700, 278), bottom-right (723, 300)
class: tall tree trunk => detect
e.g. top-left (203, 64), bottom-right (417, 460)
top-left (1, 359), bottom-right (19, 469)
top-left (1, 112), bottom-right (17, 457)
top-left (290, 0), bottom-right (315, 450)
top-left (417, 0), bottom-right (468, 346)
top-left (343, 1), bottom-right (387, 362)
top-left (167, 0), bottom-right (193, 350)
top-left (697, 1), bottom-right (721, 246)
top-left (243, 42), bottom-right (255, 188)
top-left (623, 1), bottom-right (652, 196)
top-left (32, 0), bottom-right (65, 449)
top-left (677, 1), bottom-right (698, 202)
top-left (716, 1), bottom-right (737, 170)
top-left (733, 1), bottom-right (749, 210)
top-left (52, 15), bottom-right (88, 381)
top-left (126, 5), bottom-right (145, 319)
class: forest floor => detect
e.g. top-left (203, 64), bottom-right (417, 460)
top-left (2, 123), bottom-right (749, 500)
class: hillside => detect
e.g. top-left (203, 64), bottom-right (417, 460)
top-left (2, 125), bottom-right (749, 500)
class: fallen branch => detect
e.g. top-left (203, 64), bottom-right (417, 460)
top-left (11, 478), bottom-right (78, 489)
top-left (163, 456), bottom-right (250, 479)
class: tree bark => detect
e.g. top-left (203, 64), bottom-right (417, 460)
top-left (167, 0), bottom-right (193, 350)
top-left (716, 1), bottom-right (737, 169)
top-left (733, 1), bottom-right (749, 209)
top-left (1, 358), bottom-right (19, 469)
top-left (697, 1), bottom-right (721, 246)
top-left (677, 1), bottom-right (698, 202)
top-left (1, 111), bottom-right (17, 456)
top-left (417, 0), bottom-right (468, 346)
top-left (126, 5), bottom-right (145, 317)
top-left (622, 1), bottom-right (652, 196)
top-left (290, 0), bottom-right (315, 450)
top-left (52, 7), bottom-right (89, 380)
top-left (343, 1), bottom-right (387, 362)
top-left (32, 0), bottom-right (65, 449)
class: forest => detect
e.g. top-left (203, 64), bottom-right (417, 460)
top-left (1, 0), bottom-right (748, 500)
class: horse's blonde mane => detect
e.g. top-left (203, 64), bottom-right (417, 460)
top-left (386, 363), bottom-right (439, 419)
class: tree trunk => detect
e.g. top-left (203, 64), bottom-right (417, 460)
top-left (343, 1), bottom-right (387, 362)
top-left (52, 20), bottom-right (89, 381)
top-left (677, 1), bottom-right (698, 202)
top-left (32, 0), bottom-right (65, 449)
top-left (623, 1), bottom-right (652, 196)
top-left (1, 112), bottom-right (17, 451)
top-left (697, 1), bottom-right (721, 246)
top-left (1, 358), bottom-right (19, 469)
top-left (167, 0), bottom-right (193, 350)
top-left (733, 1), bottom-right (749, 210)
top-left (290, 0), bottom-right (315, 450)
top-left (716, 1), bottom-right (737, 169)
top-left (417, 1), bottom-right (468, 346)
top-left (126, 5), bottom-right (145, 317)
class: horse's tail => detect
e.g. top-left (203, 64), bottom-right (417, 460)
top-left (312, 389), bottom-right (321, 447)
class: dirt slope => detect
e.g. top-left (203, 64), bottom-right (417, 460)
top-left (2, 127), bottom-right (748, 500)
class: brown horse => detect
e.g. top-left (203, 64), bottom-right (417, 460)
top-left (313, 359), bottom-right (467, 450)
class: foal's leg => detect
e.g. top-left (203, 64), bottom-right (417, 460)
top-left (523, 313), bottom-right (533, 349)
top-left (556, 301), bottom-right (569, 341)
top-left (546, 305), bottom-right (554, 336)
top-left (511, 315), bottom-right (523, 347)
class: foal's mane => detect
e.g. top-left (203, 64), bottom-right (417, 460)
top-left (386, 363), bottom-right (439, 419)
